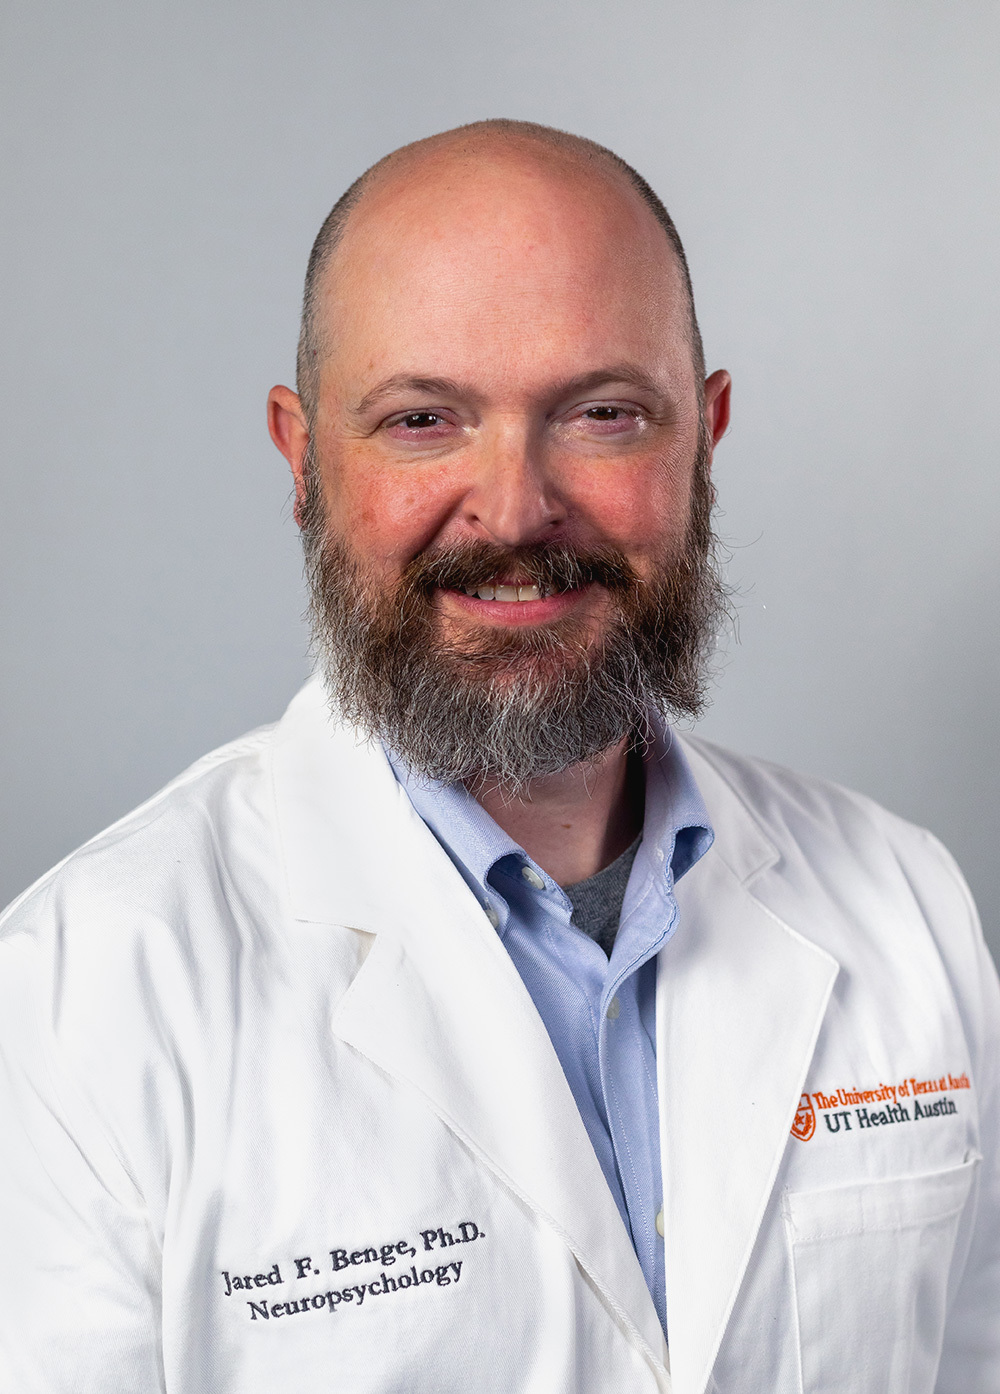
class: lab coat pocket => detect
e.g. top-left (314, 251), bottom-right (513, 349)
top-left (784, 1155), bottom-right (979, 1394)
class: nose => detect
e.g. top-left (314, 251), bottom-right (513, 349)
top-left (459, 420), bottom-right (566, 547)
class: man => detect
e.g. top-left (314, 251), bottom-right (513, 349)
top-left (1, 120), bottom-right (998, 1393)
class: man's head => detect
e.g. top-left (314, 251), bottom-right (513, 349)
top-left (268, 120), bottom-right (731, 789)
top-left (294, 120), bottom-right (707, 431)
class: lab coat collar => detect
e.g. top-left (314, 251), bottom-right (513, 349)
top-left (384, 710), bottom-right (713, 907)
top-left (661, 736), bottom-right (840, 1394)
top-left (271, 677), bottom-right (671, 1383)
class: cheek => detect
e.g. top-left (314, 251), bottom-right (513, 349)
top-left (320, 451), bottom-right (456, 570)
top-left (570, 458), bottom-right (694, 554)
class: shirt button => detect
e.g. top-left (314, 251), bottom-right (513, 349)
top-left (655, 1208), bottom-right (665, 1237)
top-left (521, 865), bottom-right (546, 891)
top-left (606, 996), bottom-right (621, 1021)
top-left (484, 903), bottom-right (500, 928)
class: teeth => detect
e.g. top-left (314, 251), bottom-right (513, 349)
top-left (463, 582), bottom-right (544, 603)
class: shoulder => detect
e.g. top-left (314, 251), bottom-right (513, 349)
top-left (0, 718), bottom-right (291, 1051)
top-left (678, 731), bottom-right (978, 944)
top-left (0, 677), bottom-right (388, 1007)
top-left (681, 732), bottom-right (952, 877)
top-left (0, 716), bottom-right (300, 1206)
top-left (679, 734), bottom-right (991, 1009)
top-left (2, 719), bottom-right (278, 935)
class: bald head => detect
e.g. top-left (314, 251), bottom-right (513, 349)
top-left (295, 120), bottom-right (704, 427)
top-left (267, 119), bottom-right (732, 783)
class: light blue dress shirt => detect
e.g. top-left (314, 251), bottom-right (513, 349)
top-left (387, 722), bottom-right (713, 1334)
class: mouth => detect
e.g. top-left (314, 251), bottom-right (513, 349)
top-left (442, 577), bottom-right (594, 626)
top-left (461, 582), bottom-right (547, 603)
top-left (407, 543), bottom-right (634, 631)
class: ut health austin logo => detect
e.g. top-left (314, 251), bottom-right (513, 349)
top-left (791, 1092), bottom-right (816, 1141)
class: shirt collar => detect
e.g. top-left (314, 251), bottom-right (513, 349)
top-left (385, 754), bottom-right (523, 929)
top-left (386, 717), bottom-right (713, 913)
top-left (642, 713), bottom-right (714, 883)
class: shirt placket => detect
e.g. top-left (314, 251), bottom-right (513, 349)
top-left (598, 885), bottom-right (678, 1330)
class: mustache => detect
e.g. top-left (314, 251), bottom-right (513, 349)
top-left (401, 542), bottom-right (641, 600)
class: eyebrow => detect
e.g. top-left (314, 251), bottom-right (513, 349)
top-left (354, 376), bottom-right (467, 415)
top-left (352, 364), bottom-right (670, 417)
top-left (550, 365), bottom-right (667, 404)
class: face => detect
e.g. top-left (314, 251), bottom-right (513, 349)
top-left (270, 144), bottom-right (731, 785)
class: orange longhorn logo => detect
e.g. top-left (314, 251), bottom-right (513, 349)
top-left (791, 1092), bottom-right (816, 1141)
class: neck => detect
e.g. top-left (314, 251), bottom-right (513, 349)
top-left (471, 737), bottom-right (644, 886)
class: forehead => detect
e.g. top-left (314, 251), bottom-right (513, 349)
top-left (318, 144), bottom-right (695, 396)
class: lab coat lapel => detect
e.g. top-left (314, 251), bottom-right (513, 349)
top-left (272, 680), bottom-right (670, 1383)
top-left (332, 879), bottom-right (669, 1379)
top-left (659, 740), bottom-right (839, 1394)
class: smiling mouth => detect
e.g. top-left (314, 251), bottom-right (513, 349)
top-left (461, 582), bottom-right (549, 603)
top-left (413, 543), bottom-right (635, 610)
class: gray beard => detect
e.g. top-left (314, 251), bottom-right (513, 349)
top-left (300, 434), bottom-right (727, 790)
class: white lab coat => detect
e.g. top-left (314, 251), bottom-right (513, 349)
top-left (1, 677), bottom-right (997, 1394)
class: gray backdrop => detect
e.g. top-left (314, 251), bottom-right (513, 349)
top-left (2, 2), bottom-right (998, 963)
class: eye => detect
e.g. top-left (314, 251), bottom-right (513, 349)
top-left (567, 403), bottom-right (646, 438)
top-left (383, 409), bottom-right (459, 444)
top-left (400, 412), bottom-right (444, 429)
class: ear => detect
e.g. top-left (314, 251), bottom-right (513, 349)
top-left (703, 369), bottom-right (731, 450)
top-left (267, 385), bottom-right (311, 525)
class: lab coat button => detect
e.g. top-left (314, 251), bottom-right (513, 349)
top-left (655, 1208), bottom-right (664, 1237)
top-left (606, 996), bottom-right (621, 1021)
top-left (521, 865), bottom-right (546, 891)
